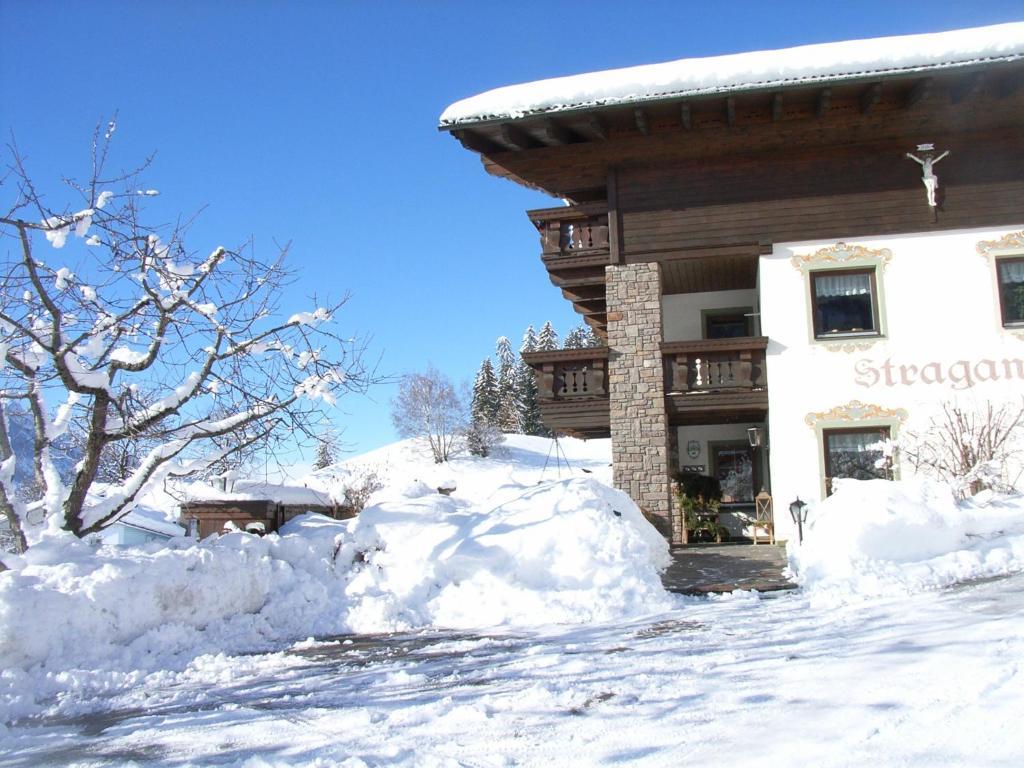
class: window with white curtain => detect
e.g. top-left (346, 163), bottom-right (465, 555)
top-left (998, 257), bottom-right (1024, 326)
top-left (810, 268), bottom-right (878, 337)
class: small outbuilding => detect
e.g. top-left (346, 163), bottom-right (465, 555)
top-left (102, 506), bottom-right (186, 546)
top-left (180, 479), bottom-right (355, 538)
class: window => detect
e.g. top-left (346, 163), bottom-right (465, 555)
top-left (823, 426), bottom-right (891, 496)
top-left (711, 442), bottom-right (755, 503)
top-left (998, 257), bottom-right (1024, 327)
top-left (810, 268), bottom-right (879, 338)
top-left (704, 310), bottom-right (752, 339)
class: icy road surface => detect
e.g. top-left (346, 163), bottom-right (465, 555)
top-left (4, 574), bottom-right (1023, 768)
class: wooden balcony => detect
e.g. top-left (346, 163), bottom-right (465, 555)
top-left (527, 204), bottom-right (611, 339)
top-left (528, 204), bottom-right (610, 263)
top-left (662, 337), bottom-right (769, 424)
top-left (522, 338), bottom-right (771, 436)
top-left (522, 347), bottom-right (610, 438)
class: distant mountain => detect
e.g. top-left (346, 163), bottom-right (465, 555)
top-left (4, 408), bottom-right (79, 496)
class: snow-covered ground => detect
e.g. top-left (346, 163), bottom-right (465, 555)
top-left (1, 437), bottom-right (671, 722)
top-left (3, 434), bottom-right (1024, 766)
top-left (2, 575), bottom-right (1022, 767)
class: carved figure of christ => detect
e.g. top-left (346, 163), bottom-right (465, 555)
top-left (905, 150), bottom-right (950, 207)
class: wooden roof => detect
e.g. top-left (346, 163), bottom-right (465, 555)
top-left (442, 55), bottom-right (1024, 201)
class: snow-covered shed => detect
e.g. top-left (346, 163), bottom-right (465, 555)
top-left (100, 506), bottom-right (186, 546)
top-left (180, 479), bottom-right (353, 538)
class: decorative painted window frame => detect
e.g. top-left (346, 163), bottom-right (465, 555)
top-left (791, 242), bottom-right (892, 353)
top-left (805, 400), bottom-right (908, 498)
top-left (976, 229), bottom-right (1024, 341)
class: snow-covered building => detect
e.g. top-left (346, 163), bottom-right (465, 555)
top-left (100, 506), bottom-right (185, 546)
top-left (179, 479), bottom-right (349, 538)
top-left (440, 23), bottom-right (1024, 544)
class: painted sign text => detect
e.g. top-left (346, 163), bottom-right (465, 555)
top-left (854, 357), bottom-right (1024, 390)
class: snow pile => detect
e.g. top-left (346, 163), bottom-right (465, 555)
top-left (440, 22), bottom-right (1024, 125)
top-left (0, 436), bottom-right (670, 720)
top-left (0, 520), bottom-right (347, 686)
top-left (343, 477), bottom-right (671, 631)
top-left (789, 479), bottom-right (1024, 604)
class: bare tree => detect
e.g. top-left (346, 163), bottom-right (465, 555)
top-left (0, 123), bottom-right (375, 551)
top-left (341, 465), bottom-right (384, 513)
top-left (390, 366), bottom-right (465, 463)
top-left (900, 399), bottom-right (1024, 498)
top-left (466, 419), bottom-right (504, 458)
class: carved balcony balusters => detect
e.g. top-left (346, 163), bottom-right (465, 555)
top-left (524, 348), bottom-right (609, 401)
top-left (521, 347), bottom-right (611, 438)
top-left (662, 337), bottom-right (769, 393)
top-left (528, 205), bottom-right (610, 258)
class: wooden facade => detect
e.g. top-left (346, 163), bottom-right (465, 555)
top-left (502, 69), bottom-right (1024, 340)
top-left (445, 44), bottom-right (1024, 437)
top-left (180, 499), bottom-right (354, 539)
top-left (443, 29), bottom-right (1024, 540)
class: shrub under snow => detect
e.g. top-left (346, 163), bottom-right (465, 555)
top-left (788, 478), bottom-right (1024, 605)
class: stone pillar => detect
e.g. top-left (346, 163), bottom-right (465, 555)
top-left (606, 263), bottom-right (674, 538)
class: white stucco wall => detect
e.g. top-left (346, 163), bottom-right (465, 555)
top-left (760, 225), bottom-right (1024, 541)
top-left (662, 289), bottom-right (758, 342)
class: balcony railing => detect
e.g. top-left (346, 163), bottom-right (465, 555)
top-left (662, 337), bottom-right (769, 393)
top-left (522, 347), bottom-right (609, 400)
top-left (527, 205), bottom-right (609, 258)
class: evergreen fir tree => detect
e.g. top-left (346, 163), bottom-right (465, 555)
top-left (537, 321), bottom-right (559, 351)
top-left (517, 326), bottom-right (544, 436)
top-left (312, 432), bottom-right (337, 470)
top-left (564, 323), bottom-right (601, 349)
top-left (563, 326), bottom-right (585, 349)
top-left (521, 324), bottom-right (538, 355)
top-left (581, 324), bottom-right (601, 348)
top-left (495, 336), bottom-right (520, 432)
top-left (470, 358), bottom-right (499, 426)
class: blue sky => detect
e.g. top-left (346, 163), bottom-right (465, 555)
top-left (2, 0), bottom-right (1021, 462)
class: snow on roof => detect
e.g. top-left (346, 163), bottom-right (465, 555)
top-left (114, 506), bottom-right (185, 538)
top-left (183, 479), bottom-right (334, 507)
top-left (439, 22), bottom-right (1024, 127)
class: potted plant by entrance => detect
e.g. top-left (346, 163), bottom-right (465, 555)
top-left (674, 472), bottom-right (728, 543)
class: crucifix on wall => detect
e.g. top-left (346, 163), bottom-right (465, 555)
top-left (905, 143), bottom-right (950, 208)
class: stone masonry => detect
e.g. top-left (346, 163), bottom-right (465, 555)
top-left (606, 263), bottom-right (674, 537)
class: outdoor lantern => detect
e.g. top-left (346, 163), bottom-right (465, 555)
top-left (746, 427), bottom-right (765, 448)
top-left (789, 497), bottom-right (809, 544)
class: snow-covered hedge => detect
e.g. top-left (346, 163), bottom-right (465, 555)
top-left (788, 479), bottom-right (1024, 605)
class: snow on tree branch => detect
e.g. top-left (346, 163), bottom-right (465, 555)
top-left (0, 123), bottom-right (377, 547)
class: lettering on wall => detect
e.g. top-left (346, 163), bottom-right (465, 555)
top-left (854, 357), bottom-right (1024, 389)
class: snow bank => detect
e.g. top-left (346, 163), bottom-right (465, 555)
top-left (343, 478), bottom-right (671, 631)
top-left (788, 479), bottom-right (1024, 605)
top-left (308, 433), bottom-right (613, 500)
top-left (0, 469), bottom-right (671, 720)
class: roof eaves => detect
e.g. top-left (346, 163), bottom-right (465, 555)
top-left (438, 52), bottom-right (1023, 130)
